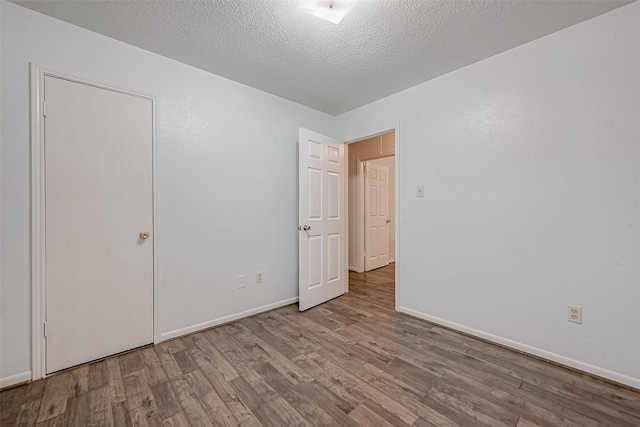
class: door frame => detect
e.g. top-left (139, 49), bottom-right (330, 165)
top-left (30, 64), bottom-right (160, 380)
top-left (344, 124), bottom-right (400, 310)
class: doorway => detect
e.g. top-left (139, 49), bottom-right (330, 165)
top-left (346, 131), bottom-right (396, 308)
top-left (31, 66), bottom-right (158, 378)
top-left (348, 264), bottom-right (395, 309)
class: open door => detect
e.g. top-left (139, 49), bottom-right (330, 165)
top-left (298, 128), bottom-right (346, 311)
top-left (364, 161), bottom-right (390, 271)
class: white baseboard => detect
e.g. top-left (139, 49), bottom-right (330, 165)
top-left (398, 306), bottom-right (640, 390)
top-left (161, 297), bottom-right (299, 341)
top-left (0, 371), bottom-right (32, 389)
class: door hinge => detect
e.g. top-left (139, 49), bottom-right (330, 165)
top-left (363, 163), bottom-right (367, 177)
top-left (43, 322), bottom-right (48, 338)
top-left (42, 101), bottom-right (46, 117)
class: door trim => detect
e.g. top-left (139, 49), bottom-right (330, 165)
top-left (344, 124), bottom-right (400, 309)
top-left (30, 64), bottom-right (160, 380)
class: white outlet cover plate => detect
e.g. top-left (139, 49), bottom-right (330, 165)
top-left (417, 186), bottom-right (425, 197)
top-left (238, 274), bottom-right (246, 289)
top-left (568, 305), bottom-right (582, 324)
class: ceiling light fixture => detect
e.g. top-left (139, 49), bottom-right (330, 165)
top-left (298, 0), bottom-right (358, 25)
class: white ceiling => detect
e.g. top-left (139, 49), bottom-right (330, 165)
top-left (12, 0), bottom-right (630, 115)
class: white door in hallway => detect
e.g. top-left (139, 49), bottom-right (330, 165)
top-left (45, 76), bottom-right (154, 374)
top-left (298, 128), bottom-right (347, 311)
top-left (364, 161), bottom-right (390, 271)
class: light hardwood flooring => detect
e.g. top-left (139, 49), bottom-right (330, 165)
top-left (2, 264), bottom-right (639, 426)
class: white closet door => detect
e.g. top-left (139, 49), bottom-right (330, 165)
top-left (45, 76), bottom-right (153, 374)
top-left (364, 161), bottom-right (390, 271)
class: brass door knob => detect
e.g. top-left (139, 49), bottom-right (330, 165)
top-left (139, 231), bottom-right (150, 239)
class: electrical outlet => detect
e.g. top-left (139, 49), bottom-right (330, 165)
top-left (256, 271), bottom-right (263, 284)
top-left (568, 305), bottom-right (582, 324)
top-left (238, 274), bottom-right (246, 289)
top-left (417, 186), bottom-right (425, 197)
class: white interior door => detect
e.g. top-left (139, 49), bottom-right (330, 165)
top-left (298, 128), bottom-right (346, 311)
top-left (45, 76), bottom-right (154, 374)
top-left (364, 161), bottom-right (390, 271)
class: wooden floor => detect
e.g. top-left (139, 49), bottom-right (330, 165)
top-left (348, 263), bottom-right (396, 310)
top-left (2, 264), bottom-right (639, 426)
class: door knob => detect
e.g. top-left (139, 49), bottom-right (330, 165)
top-left (139, 231), bottom-right (150, 239)
top-left (386, 220), bottom-right (391, 224)
top-left (303, 225), bottom-right (311, 231)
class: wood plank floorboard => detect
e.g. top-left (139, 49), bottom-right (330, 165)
top-left (2, 264), bottom-right (639, 426)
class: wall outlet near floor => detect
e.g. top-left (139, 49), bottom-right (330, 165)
top-left (568, 305), bottom-right (582, 324)
top-left (238, 274), bottom-right (246, 289)
top-left (256, 271), bottom-right (263, 284)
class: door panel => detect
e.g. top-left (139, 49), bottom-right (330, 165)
top-left (309, 168), bottom-right (322, 218)
top-left (45, 76), bottom-right (153, 374)
top-left (328, 233), bottom-right (340, 282)
top-left (299, 128), bottom-right (346, 311)
top-left (308, 236), bottom-right (322, 287)
top-left (328, 172), bottom-right (340, 218)
top-left (364, 161), bottom-right (390, 271)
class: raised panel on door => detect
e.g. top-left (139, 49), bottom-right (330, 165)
top-left (44, 76), bottom-right (153, 374)
top-left (328, 172), bottom-right (340, 219)
top-left (368, 225), bottom-right (378, 261)
top-left (327, 233), bottom-right (340, 283)
top-left (308, 168), bottom-right (322, 219)
top-left (307, 236), bottom-right (323, 288)
top-left (299, 128), bottom-right (346, 311)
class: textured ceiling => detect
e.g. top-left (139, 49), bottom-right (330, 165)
top-left (12, 0), bottom-right (630, 115)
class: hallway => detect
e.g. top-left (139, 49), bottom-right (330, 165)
top-left (348, 263), bottom-right (395, 310)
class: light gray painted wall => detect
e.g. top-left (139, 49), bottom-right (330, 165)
top-left (0, 0), bottom-right (334, 381)
top-left (337, 1), bottom-right (640, 386)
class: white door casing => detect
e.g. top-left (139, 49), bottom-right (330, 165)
top-left (298, 128), bottom-right (347, 311)
top-left (43, 75), bottom-right (154, 374)
top-left (364, 161), bottom-right (390, 271)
